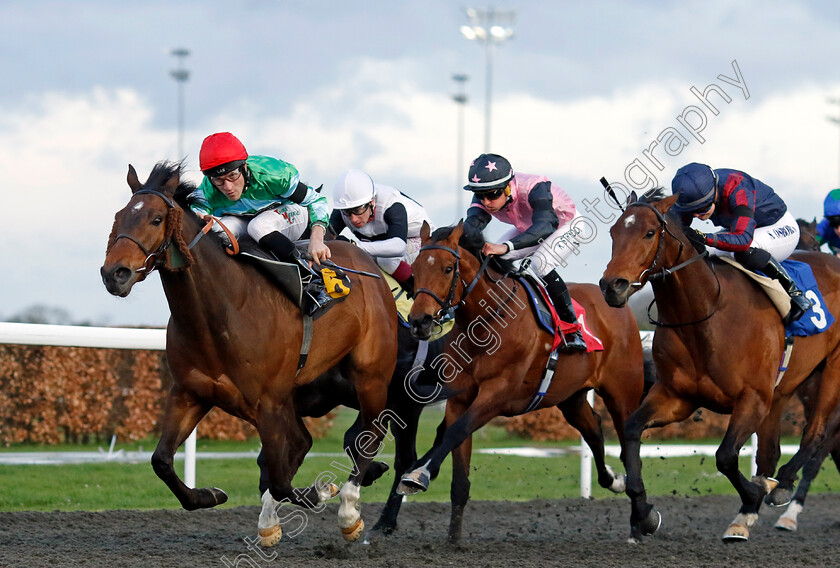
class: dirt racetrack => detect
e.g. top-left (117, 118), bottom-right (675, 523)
top-left (2, 495), bottom-right (839, 568)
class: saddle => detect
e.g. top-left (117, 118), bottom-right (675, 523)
top-left (236, 238), bottom-right (351, 316)
top-left (516, 273), bottom-right (603, 353)
top-left (717, 257), bottom-right (833, 338)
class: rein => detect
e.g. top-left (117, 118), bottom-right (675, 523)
top-left (111, 189), bottom-right (239, 276)
top-left (414, 243), bottom-right (493, 321)
top-left (627, 201), bottom-right (722, 327)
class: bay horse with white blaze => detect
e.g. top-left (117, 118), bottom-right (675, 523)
top-left (100, 162), bottom-right (398, 543)
top-left (397, 221), bottom-right (645, 544)
top-left (600, 191), bottom-right (840, 541)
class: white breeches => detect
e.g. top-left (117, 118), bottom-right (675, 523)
top-left (708, 211), bottom-right (800, 262)
top-left (376, 236), bottom-right (422, 273)
top-left (498, 211), bottom-right (584, 277)
top-left (213, 204), bottom-right (309, 243)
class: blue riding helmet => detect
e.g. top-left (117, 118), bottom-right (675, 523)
top-left (824, 188), bottom-right (840, 217)
top-left (672, 162), bottom-right (718, 213)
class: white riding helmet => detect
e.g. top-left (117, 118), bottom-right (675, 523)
top-left (333, 169), bottom-right (376, 210)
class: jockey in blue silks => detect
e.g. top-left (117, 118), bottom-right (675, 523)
top-left (816, 188), bottom-right (840, 255)
top-left (672, 162), bottom-right (812, 324)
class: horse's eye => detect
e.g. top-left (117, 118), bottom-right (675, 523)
top-left (152, 216), bottom-right (164, 226)
top-left (644, 229), bottom-right (656, 239)
top-left (444, 266), bottom-right (454, 274)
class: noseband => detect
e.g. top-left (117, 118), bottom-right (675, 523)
top-left (111, 189), bottom-right (176, 276)
top-left (414, 243), bottom-right (492, 322)
top-left (627, 201), bottom-right (720, 327)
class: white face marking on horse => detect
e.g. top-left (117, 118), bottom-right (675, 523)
top-left (132, 202), bottom-right (144, 213)
top-left (623, 214), bottom-right (636, 229)
top-left (426, 256), bottom-right (435, 266)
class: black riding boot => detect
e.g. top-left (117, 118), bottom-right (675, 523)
top-left (760, 257), bottom-right (812, 324)
top-left (544, 269), bottom-right (587, 353)
top-left (259, 231), bottom-right (335, 318)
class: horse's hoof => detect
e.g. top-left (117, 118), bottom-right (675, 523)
top-left (341, 518), bottom-right (364, 542)
top-left (765, 486), bottom-right (792, 508)
top-left (640, 508), bottom-right (661, 536)
top-left (317, 482), bottom-right (340, 501)
top-left (722, 523), bottom-right (750, 542)
top-left (774, 516), bottom-right (798, 532)
top-left (396, 469), bottom-right (430, 496)
top-left (187, 487), bottom-right (228, 509)
top-left (258, 525), bottom-right (282, 547)
top-left (609, 472), bottom-right (626, 494)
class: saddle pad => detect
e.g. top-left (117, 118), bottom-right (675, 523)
top-left (718, 256), bottom-right (834, 337)
top-left (518, 277), bottom-right (604, 352)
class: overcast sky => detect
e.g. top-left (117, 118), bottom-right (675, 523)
top-left (2, 0), bottom-right (839, 327)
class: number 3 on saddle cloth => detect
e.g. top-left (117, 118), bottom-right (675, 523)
top-left (720, 257), bottom-right (834, 338)
top-left (518, 275), bottom-right (604, 413)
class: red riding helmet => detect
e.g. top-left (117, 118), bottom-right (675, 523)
top-left (199, 132), bottom-right (248, 177)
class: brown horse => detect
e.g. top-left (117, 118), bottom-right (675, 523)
top-left (396, 221), bottom-right (645, 544)
top-left (600, 191), bottom-right (840, 541)
top-left (773, 218), bottom-right (840, 531)
top-left (100, 162), bottom-right (398, 543)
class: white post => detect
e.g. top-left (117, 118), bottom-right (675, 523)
top-left (580, 390), bottom-right (594, 498)
top-left (750, 432), bottom-right (758, 478)
top-left (184, 429), bottom-right (197, 488)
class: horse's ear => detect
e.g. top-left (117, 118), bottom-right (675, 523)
top-left (127, 164), bottom-right (142, 193)
top-left (162, 169), bottom-right (180, 197)
top-left (626, 190), bottom-right (638, 206)
top-left (450, 219), bottom-right (465, 243)
top-left (420, 220), bottom-right (432, 243)
top-left (656, 194), bottom-right (680, 214)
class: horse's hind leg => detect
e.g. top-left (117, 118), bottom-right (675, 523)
top-left (151, 384), bottom-right (227, 510)
top-left (772, 361), bottom-right (840, 506)
top-left (557, 390), bottom-right (622, 493)
top-left (717, 390), bottom-right (774, 541)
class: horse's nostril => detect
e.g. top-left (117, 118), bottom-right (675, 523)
top-left (114, 267), bottom-right (132, 285)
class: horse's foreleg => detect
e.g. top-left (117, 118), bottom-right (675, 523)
top-left (371, 401), bottom-right (424, 537)
top-left (448, 432), bottom-right (473, 545)
top-left (717, 390), bottom-right (772, 541)
top-left (623, 383), bottom-right (695, 541)
top-left (337, 380), bottom-right (392, 542)
top-left (151, 385), bottom-right (227, 510)
top-left (558, 390), bottom-right (622, 493)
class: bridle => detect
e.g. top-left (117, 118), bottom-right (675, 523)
top-left (111, 189), bottom-right (177, 276)
top-left (110, 189), bottom-right (237, 276)
top-left (627, 201), bottom-right (721, 327)
top-left (413, 243), bottom-right (492, 322)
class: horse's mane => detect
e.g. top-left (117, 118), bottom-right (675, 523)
top-left (137, 160), bottom-right (196, 206)
top-left (635, 186), bottom-right (668, 204)
top-left (430, 223), bottom-right (517, 274)
top-left (142, 161), bottom-right (227, 250)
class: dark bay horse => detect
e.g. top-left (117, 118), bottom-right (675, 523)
top-left (101, 162), bottom-right (398, 543)
top-left (600, 192), bottom-right (840, 541)
top-left (773, 217), bottom-right (840, 531)
top-left (796, 218), bottom-right (820, 252)
top-left (397, 221), bottom-right (645, 544)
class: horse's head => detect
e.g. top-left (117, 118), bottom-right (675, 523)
top-left (408, 220), bottom-right (466, 340)
top-left (600, 192), bottom-right (684, 307)
top-left (796, 217), bottom-right (820, 252)
top-left (101, 162), bottom-right (187, 297)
